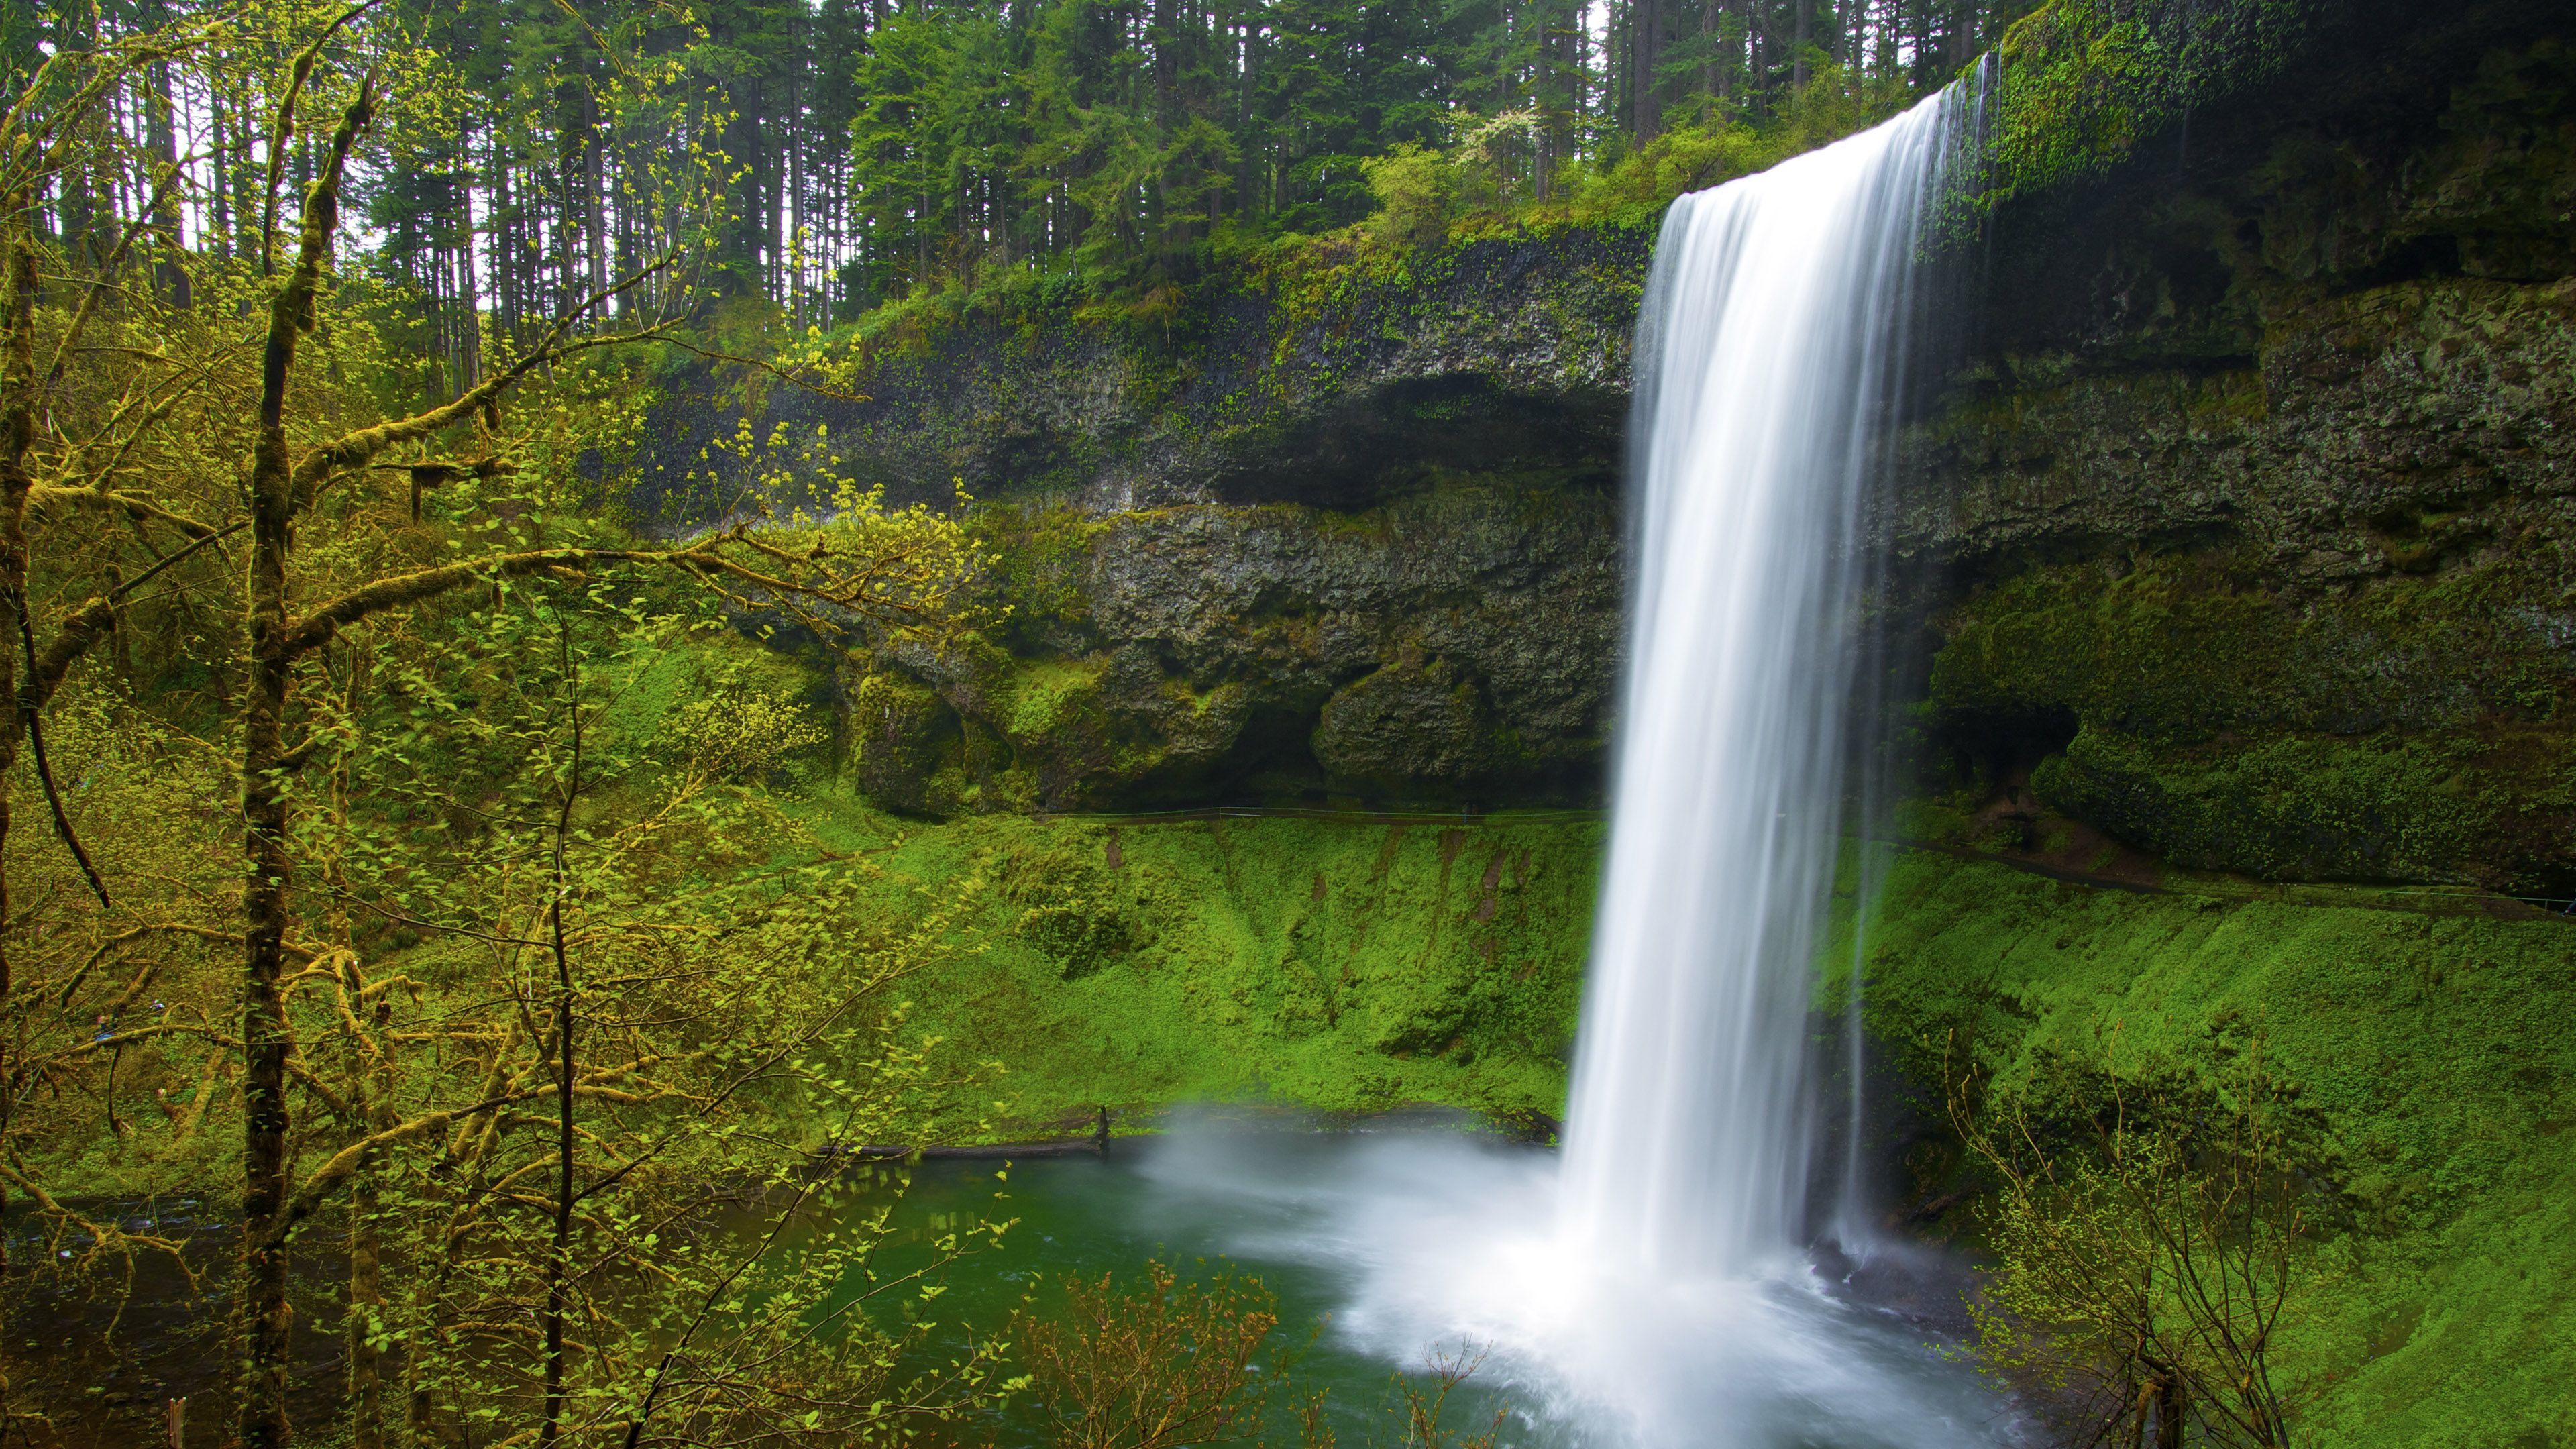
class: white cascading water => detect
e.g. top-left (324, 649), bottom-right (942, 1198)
top-left (1155, 81), bottom-right (2012, 1449)
top-left (1557, 75), bottom-right (1964, 1277)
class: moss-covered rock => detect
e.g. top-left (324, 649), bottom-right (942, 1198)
top-left (1311, 653), bottom-right (1493, 787)
top-left (809, 11), bottom-right (2576, 884)
top-left (845, 478), bottom-right (1622, 811)
top-left (1919, 551), bottom-right (2576, 888)
top-left (1900, 26), bottom-right (2576, 892)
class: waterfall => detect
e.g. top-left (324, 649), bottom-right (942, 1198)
top-left (1558, 86), bottom-right (1969, 1275)
top-left (1159, 78), bottom-right (2012, 1449)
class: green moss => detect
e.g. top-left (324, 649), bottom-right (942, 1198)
top-left (1839, 847), bottom-right (2576, 1449)
top-left (971, 502), bottom-right (1107, 645)
top-left (2032, 725), bottom-right (2526, 883)
top-left (818, 811), bottom-right (1603, 1134)
top-left (848, 669), bottom-right (967, 814)
top-left (1973, 0), bottom-right (2322, 216)
top-left (1927, 554), bottom-right (2576, 889)
top-left (597, 621), bottom-right (830, 755)
top-left (1008, 658), bottom-right (1110, 740)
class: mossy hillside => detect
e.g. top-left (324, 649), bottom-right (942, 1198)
top-left (786, 797), bottom-right (2576, 1448)
top-left (1837, 849), bottom-right (2576, 1449)
top-left (1923, 551), bottom-right (2576, 890)
top-left (811, 812), bottom-right (1603, 1138)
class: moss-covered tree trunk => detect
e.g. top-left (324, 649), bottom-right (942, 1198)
top-left (0, 197), bottom-right (35, 1446)
top-left (236, 213), bottom-right (309, 1449)
top-left (236, 78), bottom-right (378, 1449)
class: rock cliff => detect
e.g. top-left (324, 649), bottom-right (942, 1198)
top-left (1902, 16), bottom-right (2576, 893)
top-left (683, 0), bottom-right (2571, 893)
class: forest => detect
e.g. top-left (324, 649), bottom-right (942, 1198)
top-left (13, 0), bottom-right (2045, 372)
top-left (4, 0), bottom-right (2571, 1447)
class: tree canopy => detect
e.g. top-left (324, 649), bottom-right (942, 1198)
top-left (10, 0), bottom-right (2050, 366)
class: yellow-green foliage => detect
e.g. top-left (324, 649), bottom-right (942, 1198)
top-left (1836, 849), bottom-right (2576, 1449)
top-left (1556, 68), bottom-right (1920, 227)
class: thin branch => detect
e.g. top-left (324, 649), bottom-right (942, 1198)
top-left (26, 484), bottom-right (223, 541)
top-left (287, 266), bottom-right (676, 507)
top-left (651, 336), bottom-right (875, 405)
top-left (258, 2), bottom-right (386, 277)
top-left (13, 589), bottom-right (107, 906)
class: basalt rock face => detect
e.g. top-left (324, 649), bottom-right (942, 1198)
top-left (817, 6), bottom-right (2575, 892)
top-left (653, 225), bottom-right (1649, 814)
top-left (744, 211), bottom-right (1648, 814)
top-left (843, 481), bottom-right (1623, 812)
top-left (1897, 19), bottom-right (2576, 894)
top-left (639, 223), bottom-right (1649, 519)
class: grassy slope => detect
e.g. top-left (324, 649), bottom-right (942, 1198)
top-left (1840, 849), bottom-right (2576, 1449)
top-left (784, 800), bottom-right (1602, 1137)
top-left (797, 786), bottom-right (2573, 1448)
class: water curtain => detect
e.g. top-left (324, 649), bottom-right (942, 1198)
top-left (1559, 83), bottom-right (1978, 1275)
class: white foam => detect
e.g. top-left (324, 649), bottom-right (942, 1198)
top-left (1143, 1126), bottom-right (2017, 1448)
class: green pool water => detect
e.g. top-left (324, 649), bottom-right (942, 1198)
top-left (841, 1136), bottom-right (1527, 1446)
top-left (832, 1123), bottom-right (2017, 1449)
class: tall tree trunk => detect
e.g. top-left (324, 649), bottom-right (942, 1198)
top-left (52, 8), bottom-right (97, 260)
top-left (454, 138), bottom-right (482, 386)
top-left (1633, 0), bottom-right (1663, 139)
top-left (237, 83), bottom-right (378, 1449)
top-left (238, 292), bottom-right (303, 1449)
top-left (211, 93), bottom-right (234, 260)
top-left (493, 153), bottom-right (518, 343)
top-left (2154, 1371), bottom-right (2184, 1449)
top-left (1703, 0), bottom-right (1722, 107)
top-left (0, 210), bottom-right (37, 1437)
top-left (1794, 0), bottom-right (1811, 89)
top-left (585, 87), bottom-right (609, 310)
top-left (147, 60), bottom-right (191, 306)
